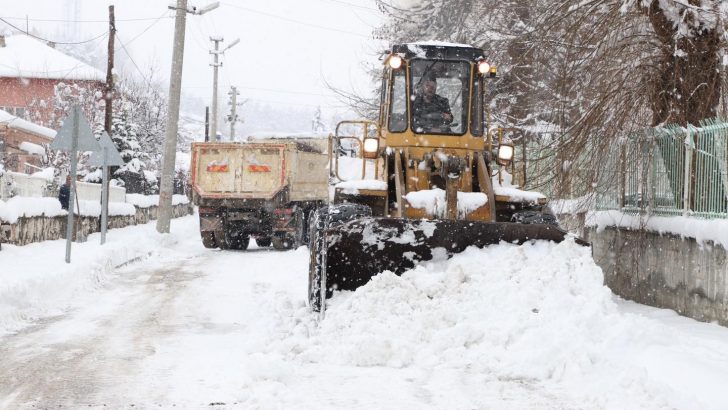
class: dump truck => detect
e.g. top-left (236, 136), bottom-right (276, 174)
top-left (190, 136), bottom-right (328, 250)
top-left (309, 42), bottom-right (588, 312)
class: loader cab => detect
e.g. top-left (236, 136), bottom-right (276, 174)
top-left (381, 43), bottom-right (495, 151)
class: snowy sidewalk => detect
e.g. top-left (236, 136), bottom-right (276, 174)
top-left (0, 214), bottom-right (201, 336)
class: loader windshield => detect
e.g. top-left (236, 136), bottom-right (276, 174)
top-left (410, 60), bottom-right (471, 136)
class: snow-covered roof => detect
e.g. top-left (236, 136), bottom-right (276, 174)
top-left (0, 109), bottom-right (56, 139)
top-left (0, 34), bottom-right (105, 82)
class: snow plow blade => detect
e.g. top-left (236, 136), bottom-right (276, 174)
top-left (322, 217), bottom-right (588, 294)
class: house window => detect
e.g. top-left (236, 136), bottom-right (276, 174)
top-left (0, 106), bottom-right (27, 118)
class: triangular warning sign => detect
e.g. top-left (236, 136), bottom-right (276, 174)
top-left (50, 105), bottom-right (101, 152)
top-left (87, 131), bottom-right (125, 167)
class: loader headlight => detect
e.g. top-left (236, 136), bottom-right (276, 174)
top-left (363, 138), bottom-right (379, 159)
top-left (497, 143), bottom-right (514, 166)
top-left (477, 61), bottom-right (490, 75)
top-left (387, 54), bottom-right (403, 70)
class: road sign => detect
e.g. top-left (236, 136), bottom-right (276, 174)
top-left (50, 106), bottom-right (101, 152)
top-left (87, 131), bottom-right (124, 245)
top-left (87, 131), bottom-right (124, 167)
top-left (50, 106), bottom-right (101, 263)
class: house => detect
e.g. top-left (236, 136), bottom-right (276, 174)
top-left (0, 34), bottom-right (105, 128)
top-left (0, 108), bottom-right (56, 173)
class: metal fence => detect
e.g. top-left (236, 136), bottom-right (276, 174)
top-left (508, 119), bottom-right (728, 219)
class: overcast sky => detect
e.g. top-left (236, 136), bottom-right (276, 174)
top-left (0, 0), bottom-right (385, 117)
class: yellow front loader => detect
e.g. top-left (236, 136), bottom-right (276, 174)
top-left (309, 42), bottom-right (587, 312)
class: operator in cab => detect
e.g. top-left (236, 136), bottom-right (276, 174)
top-left (412, 76), bottom-right (453, 133)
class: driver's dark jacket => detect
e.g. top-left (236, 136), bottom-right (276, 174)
top-left (412, 94), bottom-right (453, 131)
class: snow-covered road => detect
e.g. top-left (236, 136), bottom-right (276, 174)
top-left (1, 215), bottom-right (728, 409)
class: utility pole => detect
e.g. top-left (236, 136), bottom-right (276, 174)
top-left (157, 0), bottom-right (219, 234)
top-left (228, 86), bottom-right (240, 141)
top-left (105, 5), bottom-right (115, 134)
top-left (205, 106), bottom-right (210, 142)
top-left (208, 37), bottom-right (240, 140)
top-left (102, 5), bottom-right (116, 244)
top-left (209, 37), bottom-right (223, 140)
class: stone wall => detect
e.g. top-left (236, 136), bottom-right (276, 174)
top-left (588, 226), bottom-right (728, 326)
top-left (1, 203), bottom-right (193, 246)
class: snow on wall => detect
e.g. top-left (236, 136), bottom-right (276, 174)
top-left (587, 210), bottom-right (728, 250)
top-left (125, 194), bottom-right (190, 209)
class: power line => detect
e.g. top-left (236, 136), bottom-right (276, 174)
top-left (0, 15), bottom-right (174, 23)
top-left (316, 0), bottom-right (381, 13)
top-left (122, 12), bottom-right (170, 46)
top-left (220, 2), bottom-right (371, 38)
top-left (0, 17), bottom-right (108, 45)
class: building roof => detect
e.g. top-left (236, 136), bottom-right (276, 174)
top-left (0, 109), bottom-right (56, 140)
top-left (0, 34), bottom-right (105, 82)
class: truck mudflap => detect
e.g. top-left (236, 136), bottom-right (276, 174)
top-left (310, 217), bottom-right (589, 310)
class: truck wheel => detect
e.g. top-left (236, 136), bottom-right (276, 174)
top-left (230, 235), bottom-right (250, 250)
top-left (272, 235), bottom-right (293, 250)
top-left (307, 204), bottom-right (372, 312)
top-left (256, 237), bottom-right (272, 247)
top-left (214, 231), bottom-right (229, 250)
top-left (294, 208), bottom-right (306, 248)
top-left (201, 231), bottom-right (217, 248)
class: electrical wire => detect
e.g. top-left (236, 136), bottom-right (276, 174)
top-left (0, 15), bottom-right (174, 23)
top-left (0, 17), bottom-right (108, 45)
top-left (220, 2), bottom-right (371, 38)
top-left (122, 11), bottom-right (171, 46)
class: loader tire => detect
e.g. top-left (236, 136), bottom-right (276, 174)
top-left (201, 231), bottom-right (217, 248)
top-left (308, 204), bottom-right (372, 312)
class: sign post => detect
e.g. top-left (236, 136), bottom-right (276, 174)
top-left (50, 106), bottom-right (101, 263)
top-left (87, 131), bottom-right (123, 245)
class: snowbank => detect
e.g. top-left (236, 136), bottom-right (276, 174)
top-left (587, 210), bottom-right (728, 249)
top-left (125, 194), bottom-right (190, 208)
top-left (405, 188), bottom-right (486, 217)
top-left (0, 215), bottom-right (197, 336)
top-left (269, 240), bottom-right (725, 409)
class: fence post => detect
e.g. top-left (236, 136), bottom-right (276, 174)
top-left (682, 127), bottom-right (693, 217)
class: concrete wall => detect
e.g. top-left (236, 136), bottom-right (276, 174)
top-left (588, 226), bottom-right (728, 326)
top-left (1, 203), bottom-right (193, 246)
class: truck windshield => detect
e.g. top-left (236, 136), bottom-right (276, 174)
top-left (410, 60), bottom-right (471, 136)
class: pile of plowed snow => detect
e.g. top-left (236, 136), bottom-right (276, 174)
top-left (272, 239), bottom-right (706, 409)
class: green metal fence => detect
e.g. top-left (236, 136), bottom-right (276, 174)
top-left (508, 119), bottom-right (728, 218)
top-left (604, 119), bottom-right (728, 218)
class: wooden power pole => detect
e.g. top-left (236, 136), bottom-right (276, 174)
top-left (105, 5), bottom-right (115, 134)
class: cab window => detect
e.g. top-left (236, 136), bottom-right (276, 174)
top-left (388, 69), bottom-right (407, 133)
